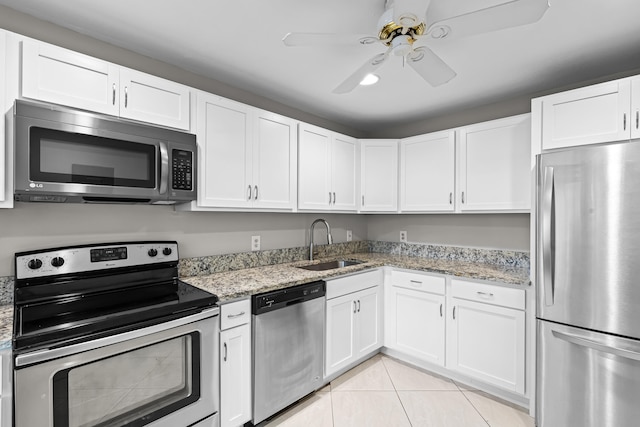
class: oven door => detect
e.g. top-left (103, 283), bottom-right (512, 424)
top-left (14, 308), bottom-right (219, 427)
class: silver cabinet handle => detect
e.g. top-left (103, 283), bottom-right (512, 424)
top-left (362, 195), bottom-right (365, 206)
top-left (461, 191), bottom-right (465, 204)
top-left (552, 329), bottom-right (640, 362)
top-left (449, 192), bottom-right (452, 205)
top-left (124, 86), bottom-right (128, 108)
top-left (624, 112), bottom-right (627, 131)
top-left (453, 306), bottom-right (456, 320)
top-left (476, 291), bottom-right (494, 298)
top-left (254, 185), bottom-right (258, 200)
top-left (227, 311), bottom-right (245, 319)
top-left (329, 192), bottom-right (332, 205)
top-left (333, 192), bottom-right (336, 205)
top-left (223, 342), bottom-right (228, 362)
top-left (247, 185), bottom-right (252, 200)
top-left (636, 110), bottom-right (639, 130)
top-left (112, 83), bottom-right (116, 105)
top-left (541, 166), bottom-right (556, 306)
top-left (357, 300), bottom-right (361, 312)
top-left (439, 303), bottom-right (443, 317)
top-left (353, 300), bottom-right (357, 313)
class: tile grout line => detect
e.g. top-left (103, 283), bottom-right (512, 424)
top-left (459, 388), bottom-right (492, 427)
top-left (380, 355), bottom-right (414, 427)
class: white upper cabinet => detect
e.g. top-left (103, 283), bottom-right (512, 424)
top-left (195, 93), bottom-right (296, 210)
top-left (118, 67), bottom-right (190, 130)
top-left (536, 78), bottom-right (633, 150)
top-left (400, 130), bottom-right (455, 212)
top-left (360, 139), bottom-right (398, 212)
top-left (21, 39), bottom-right (190, 130)
top-left (0, 30), bottom-right (7, 208)
top-left (458, 114), bottom-right (531, 212)
top-left (632, 76), bottom-right (640, 139)
top-left (298, 123), bottom-right (357, 211)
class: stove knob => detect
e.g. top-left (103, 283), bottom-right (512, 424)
top-left (27, 259), bottom-right (43, 270)
top-left (162, 247), bottom-right (172, 256)
top-left (51, 257), bottom-right (65, 268)
top-left (148, 248), bottom-right (158, 257)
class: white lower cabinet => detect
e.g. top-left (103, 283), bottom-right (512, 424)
top-left (219, 299), bottom-right (251, 427)
top-left (447, 279), bottom-right (526, 394)
top-left (0, 349), bottom-right (11, 427)
top-left (325, 270), bottom-right (383, 378)
top-left (385, 271), bottom-right (446, 366)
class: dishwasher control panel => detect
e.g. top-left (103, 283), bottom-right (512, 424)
top-left (252, 281), bottom-right (326, 315)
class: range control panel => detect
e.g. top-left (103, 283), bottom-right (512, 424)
top-left (16, 241), bottom-right (179, 280)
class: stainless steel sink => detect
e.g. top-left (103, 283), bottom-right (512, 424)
top-left (297, 259), bottom-right (364, 271)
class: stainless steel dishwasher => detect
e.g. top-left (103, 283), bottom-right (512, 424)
top-left (251, 281), bottom-right (326, 425)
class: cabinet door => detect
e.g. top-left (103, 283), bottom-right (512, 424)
top-left (388, 286), bottom-right (445, 366)
top-left (197, 93), bottom-right (253, 208)
top-left (331, 134), bottom-right (358, 211)
top-left (220, 324), bottom-right (251, 427)
top-left (448, 298), bottom-right (525, 394)
top-left (298, 123), bottom-right (332, 210)
top-left (459, 114), bottom-right (531, 211)
top-left (541, 79), bottom-right (631, 149)
top-left (354, 286), bottom-right (382, 358)
top-left (360, 139), bottom-right (398, 212)
top-left (400, 131), bottom-right (455, 212)
top-left (21, 40), bottom-right (119, 115)
top-left (0, 31), bottom-right (6, 206)
top-left (325, 293), bottom-right (356, 377)
top-left (119, 68), bottom-right (190, 130)
top-left (632, 77), bottom-right (640, 139)
top-left (253, 110), bottom-right (297, 209)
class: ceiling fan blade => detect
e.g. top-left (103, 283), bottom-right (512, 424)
top-left (426, 0), bottom-right (549, 40)
top-left (333, 51), bottom-right (390, 94)
top-left (392, 0), bottom-right (432, 29)
top-left (282, 32), bottom-right (379, 47)
top-left (407, 46), bottom-right (456, 87)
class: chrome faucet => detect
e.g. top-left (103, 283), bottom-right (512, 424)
top-left (309, 218), bottom-right (333, 261)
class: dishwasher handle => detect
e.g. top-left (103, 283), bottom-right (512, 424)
top-left (252, 281), bottom-right (326, 315)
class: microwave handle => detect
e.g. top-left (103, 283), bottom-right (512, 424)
top-left (159, 142), bottom-right (169, 195)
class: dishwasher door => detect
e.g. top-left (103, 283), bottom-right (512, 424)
top-left (252, 296), bottom-right (325, 424)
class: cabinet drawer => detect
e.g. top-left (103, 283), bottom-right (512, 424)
top-left (451, 279), bottom-right (524, 310)
top-left (391, 270), bottom-right (445, 295)
top-left (326, 269), bottom-right (383, 300)
top-left (220, 298), bottom-right (251, 330)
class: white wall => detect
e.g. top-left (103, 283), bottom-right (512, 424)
top-left (366, 214), bottom-right (530, 252)
top-left (0, 203), bottom-right (367, 276)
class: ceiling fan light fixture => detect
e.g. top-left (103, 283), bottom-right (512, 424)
top-left (359, 73), bottom-right (380, 86)
top-left (429, 25), bottom-right (450, 39)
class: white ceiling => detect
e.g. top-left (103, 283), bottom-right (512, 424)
top-left (1, 0), bottom-right (640, 134)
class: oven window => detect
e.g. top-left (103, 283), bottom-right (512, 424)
top-left (30, 127), bottom-right (156, 188)
top-left (52, 333), bottom-right (200, 427)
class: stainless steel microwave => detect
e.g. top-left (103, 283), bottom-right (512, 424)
top-left (13, 99), bottom-right (197, 204)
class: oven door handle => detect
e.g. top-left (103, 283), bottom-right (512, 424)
top-left (15, 307), bottom-right (219, 368)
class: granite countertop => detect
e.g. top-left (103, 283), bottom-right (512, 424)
top-left (183, 252), bottom-right (530, 303)
top-left (0, 251), bottom-right (529, 348)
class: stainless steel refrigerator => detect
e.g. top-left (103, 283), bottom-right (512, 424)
top-left (537, 139), bottom-right (640, 427)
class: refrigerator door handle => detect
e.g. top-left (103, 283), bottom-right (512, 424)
top-left (541, 166), bottom-right (556, 306)
top-left (552, 330), bottom-right (640, 362)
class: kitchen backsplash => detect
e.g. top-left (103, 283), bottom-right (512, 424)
top-left (0, 241), bottom-right (529, 304)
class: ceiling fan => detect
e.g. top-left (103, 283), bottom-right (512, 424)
top-left (282, 0), bottom-right (550, 94)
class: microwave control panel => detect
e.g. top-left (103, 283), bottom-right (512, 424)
top-left (171, 149), bottom-right (193, 191)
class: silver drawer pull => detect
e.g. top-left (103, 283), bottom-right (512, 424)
top-left (476, 291), bottom-right (494, 298)
top-left (227, 311), bottom-right (246, 319)
top-left (409, 280), bottom-right (422, 287)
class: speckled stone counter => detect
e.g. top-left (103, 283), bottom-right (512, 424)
top-left (183, 252), bottom-right (530, 303)
top-left (0, 304), bottom-right (12, 349)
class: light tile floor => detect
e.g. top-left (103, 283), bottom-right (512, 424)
top-left (263, 354), bottom-right (535, 427)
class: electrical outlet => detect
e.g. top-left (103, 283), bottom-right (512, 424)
top-left (346, 230), bottom-right (353, 242)
top-left (400, 231), bottom-right (407, 242)
top-left (251, 235), bottom-right (261, 251)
